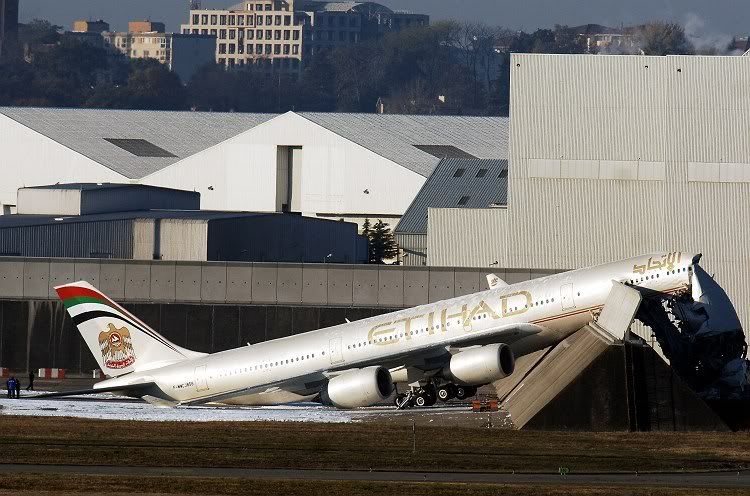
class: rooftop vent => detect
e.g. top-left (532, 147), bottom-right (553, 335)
top-left (453, 168), bottom-right (465, 178)
top-left (457, 196), bottom-right (470, 206)
top-left (104, 138), bottom-right (177, 158)
top-left (476, 168), bottom-right (487, 178)
top-left (413, 145), bottom-right (477, 159)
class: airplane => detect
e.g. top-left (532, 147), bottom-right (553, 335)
top-left (42, 252), bottom-right (743, 409)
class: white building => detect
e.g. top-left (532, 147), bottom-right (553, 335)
top-left (0, 108), bottom-right (506, 226)
top-left (426, 53), bottom-right (750, 339)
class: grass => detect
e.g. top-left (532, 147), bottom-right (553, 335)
top-left (0, 474), bottom-right (747, 496)
top-left (1, 416), bottom-right (749, 474)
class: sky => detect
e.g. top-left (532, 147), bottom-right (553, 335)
top-left (18, 0), bottom-right (749, 37)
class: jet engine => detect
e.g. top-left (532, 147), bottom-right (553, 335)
top-left (444, 344), bottom-right (515, 386)
top-left (321, 366), bottom-right (394, 409)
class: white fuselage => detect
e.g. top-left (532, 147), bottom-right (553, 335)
top-left (100, 252), bottom-right (694, 405)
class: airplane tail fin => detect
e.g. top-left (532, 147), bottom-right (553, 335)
top-left (55, 281), bottom-right (204, 377)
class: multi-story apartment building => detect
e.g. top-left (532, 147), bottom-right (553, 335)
top-left (180, 1), bottom-right (428, 72)
top-left (100, 23), bottom-right (216, 83)
top-left (0, 0), bottom-right (19, 60)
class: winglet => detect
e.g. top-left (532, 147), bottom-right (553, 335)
top-left (486, 273), bottom-right (509, 289)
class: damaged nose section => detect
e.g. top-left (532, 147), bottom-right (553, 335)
top-left (636, 255), bottom-right (748, 399)
top-left (690, 262), bottom-right (743, 338)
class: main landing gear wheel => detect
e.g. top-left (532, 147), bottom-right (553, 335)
top-left (415, 385), bottom-right (437, 407)
top-left (454, 385), bottom-right (478, 400)
top-left (437, 384), bottom-right (455, 402)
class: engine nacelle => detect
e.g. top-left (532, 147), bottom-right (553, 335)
top-left (321, 366), bottom-right (394, 409)
top-left (444, 344), bottom-right (515, 386)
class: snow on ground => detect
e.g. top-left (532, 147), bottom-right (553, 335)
top-left (0, 391), bottom-right (355, 422)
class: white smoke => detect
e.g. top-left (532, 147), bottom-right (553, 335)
top-left (683, 12), bottom-right (736, 55)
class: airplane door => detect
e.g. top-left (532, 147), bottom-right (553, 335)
top-left (194, 365), bottom-right (209, 392)
top-left (329, 337), bottom-right (344, 365)
top-left (560, 283), bottom-right (576, 311)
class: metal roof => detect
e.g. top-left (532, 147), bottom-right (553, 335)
top-left (0, 107), bottom-right (506, 181)
top-left (23, 182), bottom-right (188, 192)
top-left (395, 158), bottom-right (508, 234)
top-left (0, 210), bottom-right (280, 230)
top-left (298, 113), bottom-right (507, 177)
top-left (0, 107), bottom-right (276, 180)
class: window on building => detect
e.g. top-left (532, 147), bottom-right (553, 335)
top-left (339, 17), bottom-right (345, 27)
top-left (229, 58), bottom-right (235, 67)
top-left (275, 30), bottom-right (281, 40)
top-left (284, 15), bottom-right (291, 26)
top-left (238, 29), bottom-right (244, 40)
top-left (248, 30), bottom-right (254, 39)
top-left (293, 30), bottom-right (299, 40)
top-left (229, 44), bottom-right (236, 53)
top-left (256, 3), bottom-right (263, 9)
top-left (264, 3), bottom-right (271, 10)
top-left (257, 29), bottom-right (262, 38)
top-left (283, 44), bottom-right (289, 54)
top-left (256, 43), bottom-right (262, 52)
top-left (238, 43), bottom-right (244, 53)
top-left (265, 44), bottom-right (271, 54)
top-left (328, 16), bottom-right (334, 26)
top-left (248, 15), bottom-right (254, 26)
top-left (201, 14), bottom-right (208, 24)
top-left (104, 139), bottom-right (176, 158)
top-left (453, 168), bottom-right (465, 177)
top-left (458, 196), bottom-right (470, 206)
top-left (210, 15), bottom-right (218, 25)
top-left (192, 14), bottom-right (199, 24)
top-left (413, 145), bottom-right (478, 159)
top-left (229, 15), bottom-right (236, 24)
top-left (339, 31), bottom-right (345, 41)
top-left (238, 16), bottom-right (245, 26)
top-left (266, 15), bottom-right (272, 25)
top-left (274, 44), bottom-right (281, 54)
top-left (257, 15), bottom-right (263, 25)
top-left (219, 43), bottom-right (226, 53)
top-left (201, 28), bottom-right (208, 34)
top-left (284, 30), bottom-right (290, 40)
top-left (247, 44), bottom-right (254, 53)
top-left (292, 45), bottom-right (299, 54)
top-left (220, 15), bottom-right (227, 25)
top-left (219, 29), bottom-right (227, 39)
top-left (219, 57), bottom-right (226, 64)
top-left (275, 15), bottom-right (281, 25)
top-left (476, 169), bottom-right (488, 178)
top-left (349, 17), bottom-right (356, 27)
top-left (191, 29), bottom-right (198, 34)
top-left (229, 29), bottom-right (236, 39)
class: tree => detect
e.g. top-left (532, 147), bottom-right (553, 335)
top-left (18, 19), bottom-right (61, 46)
top-left (637, 22), bottom-right (695, 55)
top-left (367, 220), bottom-right (398, 264)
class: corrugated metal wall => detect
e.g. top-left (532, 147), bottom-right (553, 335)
top-left (0, 220), bottom-right (133, 258)
top-left (207, 215), bottom-right (365, 263)
top-left (395, 233), bottom-right (427, 266)
top-left (429, 54), bottom-right (750, 337)
top-left (428, 208), bottom-right (508, 267)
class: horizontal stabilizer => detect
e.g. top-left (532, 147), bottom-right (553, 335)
top-left (31, 382), bottom-right (156, 399)
top-left (486, 273), bottom-right (509, 289)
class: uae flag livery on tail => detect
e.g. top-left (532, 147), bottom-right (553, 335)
top-left (55, 282), bottom-right (198, 377)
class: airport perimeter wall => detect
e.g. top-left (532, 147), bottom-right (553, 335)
top-left (0, 257), bottom-right (559, 374)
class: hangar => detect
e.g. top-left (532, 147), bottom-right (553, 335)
top-left (0, 108), bottom-right (506, 227)
top-left (426, 53), bottom-right (750, 339)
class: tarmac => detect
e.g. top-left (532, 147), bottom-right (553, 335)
top-left (0, 464), bottom-right (747, 488)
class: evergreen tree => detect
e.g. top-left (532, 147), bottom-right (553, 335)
top-left (368, 219), bottom-right (398, 264)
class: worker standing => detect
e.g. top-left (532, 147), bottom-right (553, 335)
top-left (26, 371), bottom-right (34, 391)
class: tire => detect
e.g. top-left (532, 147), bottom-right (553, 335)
top-left (437, 384), bottom-right (454, 402)
top-left (454, 386), bottom-right (468, 400)
top-left (415, 395), bottom-right (427, 407)
top-left (394, 393), bottom-right (406, 407)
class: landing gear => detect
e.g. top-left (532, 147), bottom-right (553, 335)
top-left (437, 384), bottom-right (456, 402)
top-left (453, 385), bottom-right (478, 401)
top-left (394, 384), bottom-right (437, 409)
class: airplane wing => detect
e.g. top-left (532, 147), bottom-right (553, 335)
top-left (31, 382), bottom-right (157, 399)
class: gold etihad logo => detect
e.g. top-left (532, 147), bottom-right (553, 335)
top-left (633, 252), bottom-right (682, 275)
top-left (368, 291), bottom-right (533, 346)
top-left (99, 324), bottom-right (136, 369)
